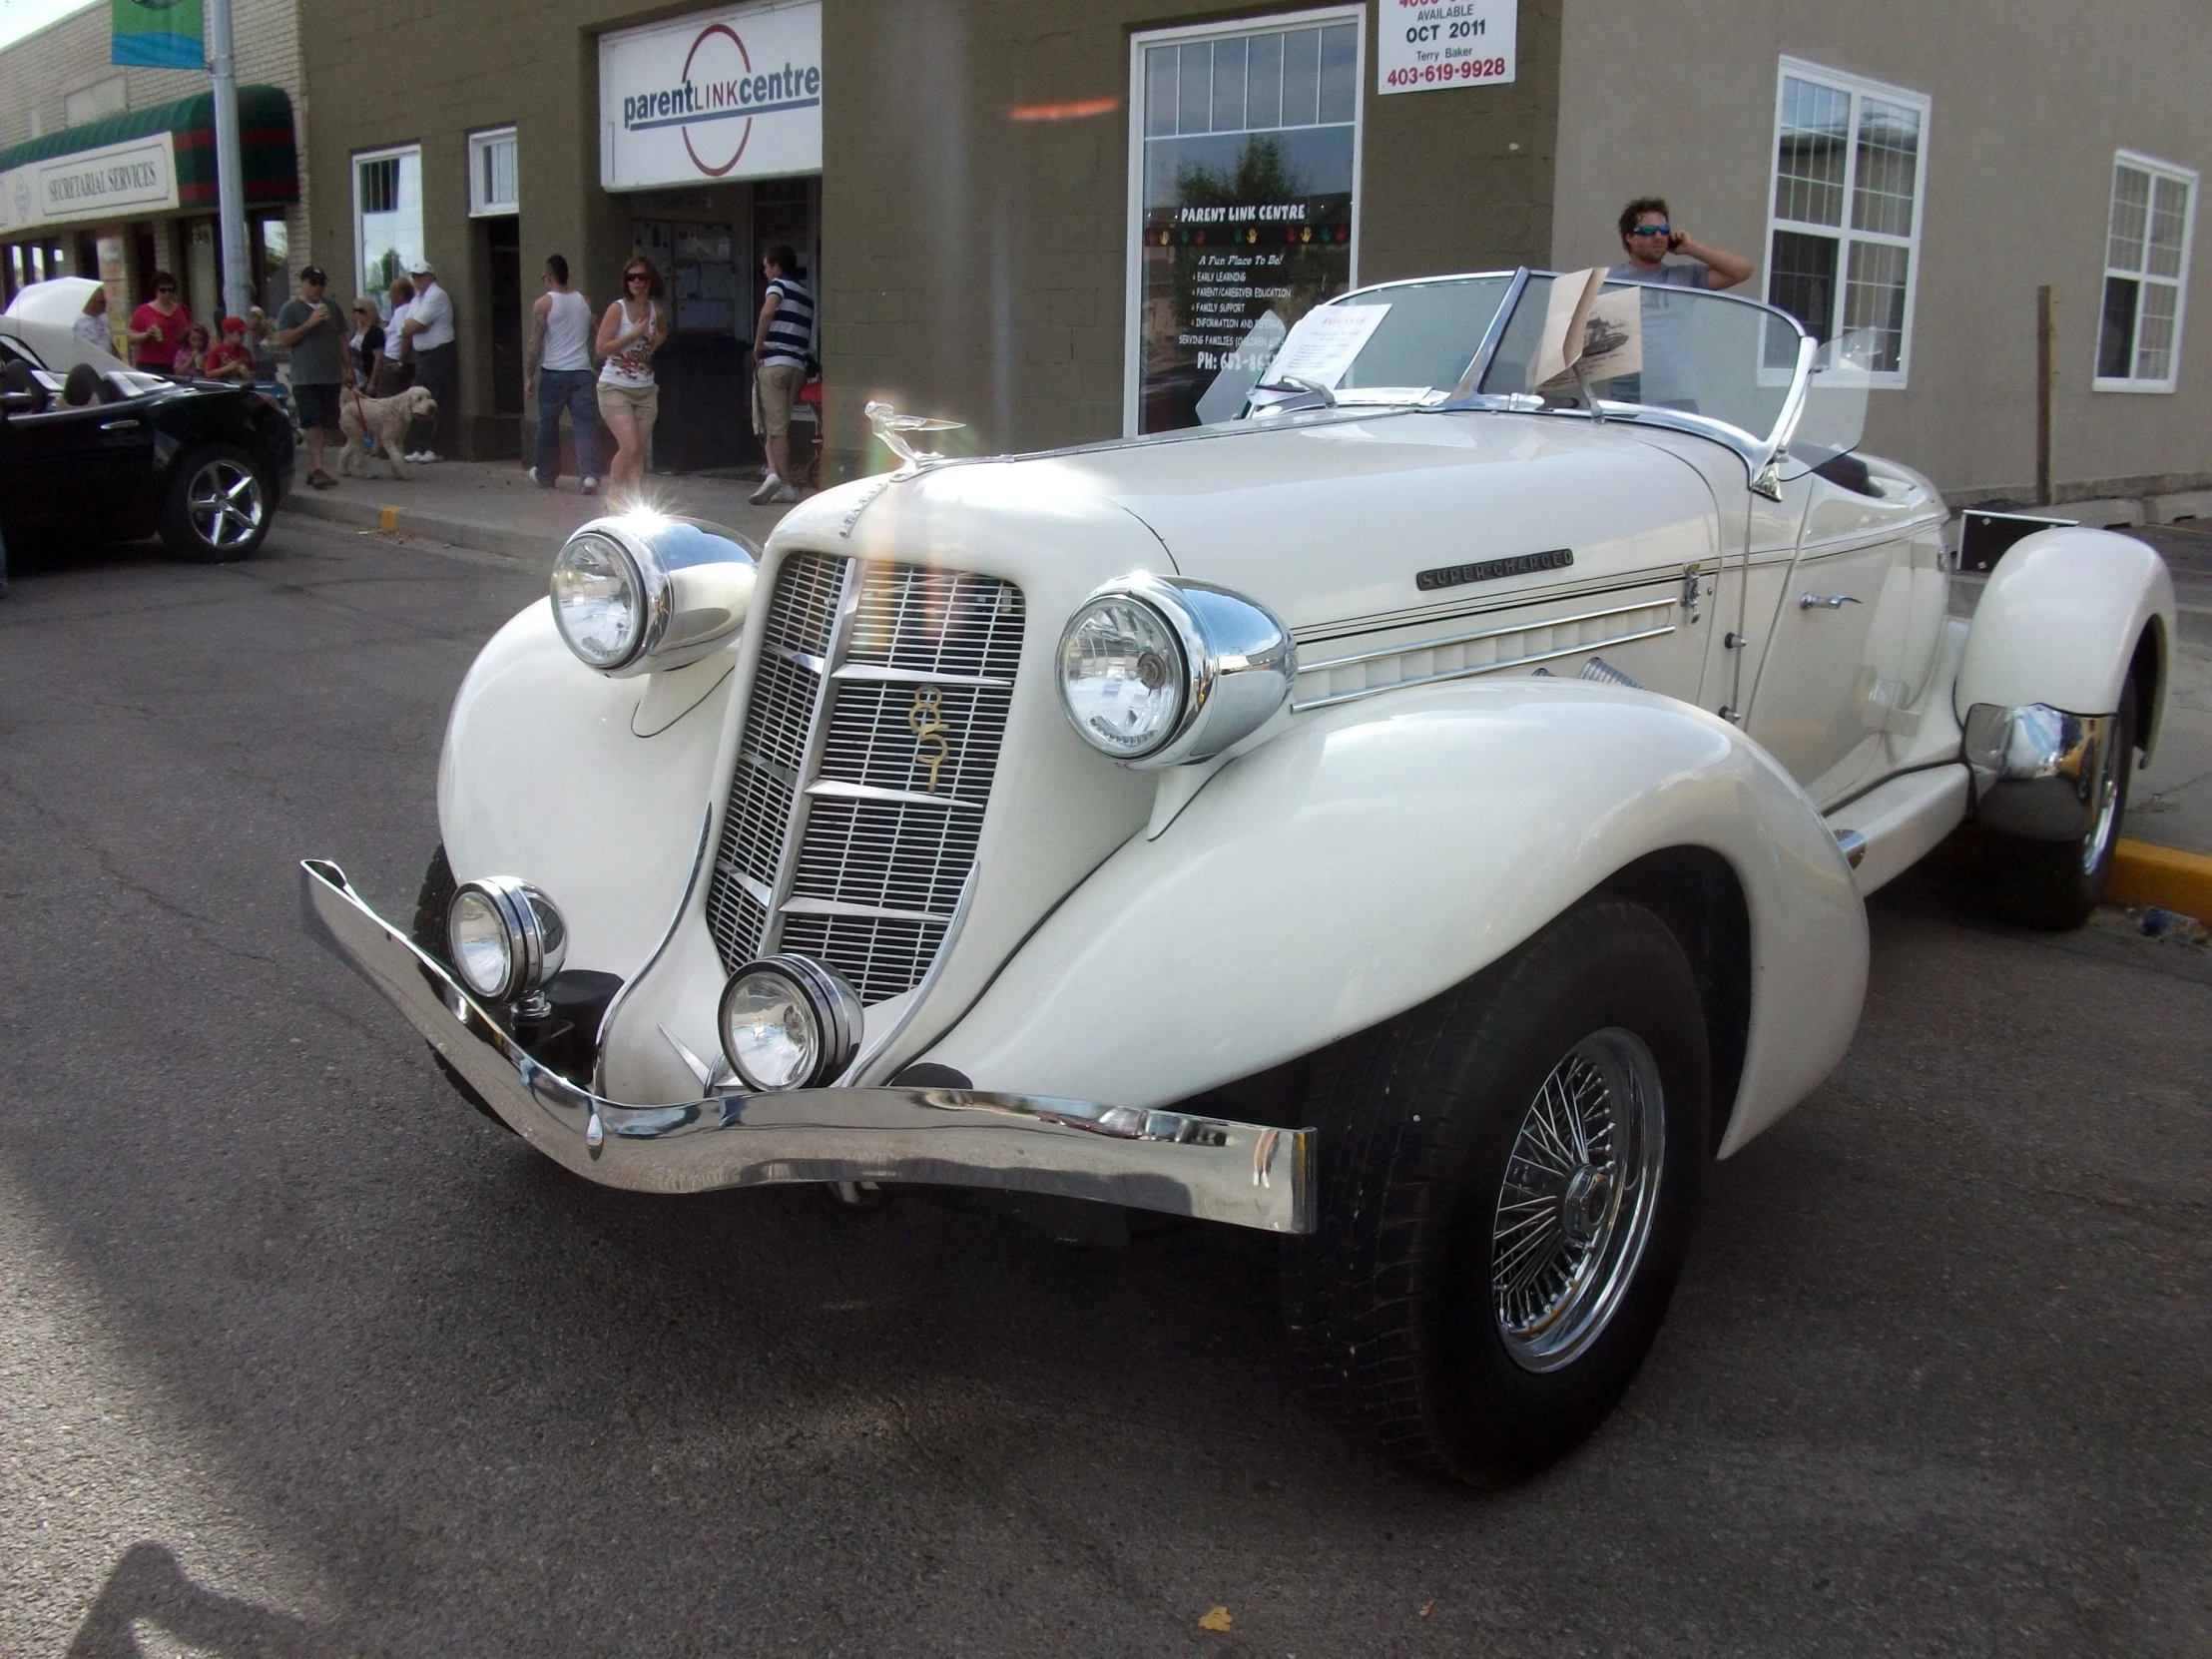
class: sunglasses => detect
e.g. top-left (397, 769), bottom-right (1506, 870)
top-left (1629, 224), bottom-right (1672, 238)
top-left (624, 271), bottom-right (651, 283)
top-left (156, 284), bottom-right (177, 292)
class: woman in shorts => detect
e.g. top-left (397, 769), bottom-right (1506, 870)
top-left (594, 257), bottom-right (668, 496)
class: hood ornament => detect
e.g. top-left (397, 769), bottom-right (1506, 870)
top-left (865, 400), bottom-right (964, 471)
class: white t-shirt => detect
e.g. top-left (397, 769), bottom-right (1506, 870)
top-left (541, 288), bottom-right (593, 372)
top-left (404, 279), bottom-right (454, 350)
top-left (598, 299), bottom-right (661, 387)
top-left (73, 312), bottom-right (112, 352)
top-left (385, 301), bottom-right (412, 361)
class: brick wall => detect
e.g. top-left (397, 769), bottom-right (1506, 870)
top-left (0, 0), bottom-right (312, 299)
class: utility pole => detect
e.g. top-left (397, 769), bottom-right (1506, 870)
top-left (207, 0), bottom-right (253, 321)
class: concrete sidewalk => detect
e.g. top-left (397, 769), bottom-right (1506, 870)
top-left (275, 463), bottom-right (2212, 862)
top-left (279, 456), bottom-right (803, 562)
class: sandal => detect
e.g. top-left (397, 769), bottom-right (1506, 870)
top-left (306, 469), bottom-right (335, 489)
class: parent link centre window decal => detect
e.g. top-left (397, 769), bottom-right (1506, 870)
top-left (1131, 13), bottom-right (1361, 434)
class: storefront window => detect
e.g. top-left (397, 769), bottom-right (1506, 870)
top-left (257, 215), bottom-right (289, 311)
top-left (1127, 9), bottom-right (1362, 434)
top-left (354, 145), bottom-right (423, 314)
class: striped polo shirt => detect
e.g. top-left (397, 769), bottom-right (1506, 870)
top-left (761, 276), bottom-right (814, 369)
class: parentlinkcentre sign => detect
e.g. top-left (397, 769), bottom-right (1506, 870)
top-left (600, 0), bottom-right (822, 189)
top-left (0, 132), bottom-right (179, 235)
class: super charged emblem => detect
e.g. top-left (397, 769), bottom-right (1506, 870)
top-left (908, 687), bottom-right (950, 793)
top-left (1416, 548), bottom-right (1573, 592)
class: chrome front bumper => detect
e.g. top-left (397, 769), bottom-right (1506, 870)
top-left (1962, 703), bottom-right (2118, 840)
top-left (298, 860), bottom-right (1314, 1234)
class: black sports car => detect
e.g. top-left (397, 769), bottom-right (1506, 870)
top-left (0, 331), bottom-right (293, 563)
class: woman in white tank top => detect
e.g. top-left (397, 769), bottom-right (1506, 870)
top-left (595, 256), bottom-right (669, 497)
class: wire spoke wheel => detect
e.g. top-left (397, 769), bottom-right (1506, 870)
top-left (187, 458), bottom-right (265, 551)
top-left (1490, 1028), bottom-right (1666, 1373)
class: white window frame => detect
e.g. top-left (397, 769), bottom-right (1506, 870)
top-left (351, 142), bottom-right (423, 308)
top-left (2093, 149), bottom-right (2196, 395)
top-left (1762, 56), bottom-right (1930, 389)
top-left (1122, 4), bottom-right (1366, 437)
top-left (468, 126), bottom-right (519, 219)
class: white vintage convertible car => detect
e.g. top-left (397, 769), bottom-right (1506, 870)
top-left (303, 269), bottom-right (2173, 1483)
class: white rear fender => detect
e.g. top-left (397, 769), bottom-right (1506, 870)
top-left (1957, 528), bottom-right (2175, 754)
top-left (438, 600), bottom-right (737, 975)
top-left (925, 679), bottom-right (1868, 1155)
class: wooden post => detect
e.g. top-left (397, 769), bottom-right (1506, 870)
top-left (2035, 285), bottom-right (2055, 506)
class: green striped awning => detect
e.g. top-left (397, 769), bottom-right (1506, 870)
top-left (0, 85), bottom-right (297, 210)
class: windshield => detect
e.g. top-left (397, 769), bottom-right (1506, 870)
top-left (1477, 274), bottom-right (1805, 445)
top-left (1235, 275), bottom-right (1514, 417)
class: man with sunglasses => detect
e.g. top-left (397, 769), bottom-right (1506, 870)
top-left (1607, 198), bottom-right (1751, 291)
top-left (126, 272), bottom-right (192, 373)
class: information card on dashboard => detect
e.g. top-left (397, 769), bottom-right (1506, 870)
top-left (1263, 303), bottom-right (1390, 391)
top-left (1377, 0), bottom-right (1517, 94)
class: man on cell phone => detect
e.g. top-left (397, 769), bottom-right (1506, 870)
top-left (1606, 198), bottom-right (1752, 291)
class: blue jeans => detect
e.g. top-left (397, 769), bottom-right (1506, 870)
top-left (534, 368), bottom-right (602, 484)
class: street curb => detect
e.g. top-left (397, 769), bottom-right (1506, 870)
top-left (280, 487), bottom-right (555, 561)
top-left (2109, 837), bottom-right (2212, 921)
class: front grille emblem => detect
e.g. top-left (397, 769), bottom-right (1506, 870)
top-left (907, 686), bottom-right (950, 794)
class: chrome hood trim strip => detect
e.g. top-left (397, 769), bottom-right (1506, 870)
top-left (299, 859), bottom-right (1313, 1234)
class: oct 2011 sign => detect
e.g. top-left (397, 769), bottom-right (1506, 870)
top-left (1377, 0), bottom-right (1516, 94)
top-left (600, 0), bottom-right (821, 190)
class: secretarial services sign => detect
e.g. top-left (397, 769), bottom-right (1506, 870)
top-left (599, 0), bottom-right (822, 190)
top-left (0, 132), bottom-right (180, 235)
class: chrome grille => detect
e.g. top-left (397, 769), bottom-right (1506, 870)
top-left (703, 552), bottom-right (1026, 1005)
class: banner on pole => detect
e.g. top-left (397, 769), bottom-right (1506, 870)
top-left (113, 0), bottom-right (205, 69)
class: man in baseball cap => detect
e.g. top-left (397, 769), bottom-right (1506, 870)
top-left (396, 257), bottom-right (455, 460)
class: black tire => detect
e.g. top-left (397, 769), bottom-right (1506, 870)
top-left (160, 443), bottom-right (273, 563)
top-left (1283, 899), bottom-right (1711, 1484)
top-left (408, 844), bottom-right (509, 1130)
top-left (1982, 678), bottom-right (2137, 932)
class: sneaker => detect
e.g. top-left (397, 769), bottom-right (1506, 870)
top-left (580, 476), bottom-right (600, 496)
top-left (417, 451), bottom-right (440, 464)
top-left (774, 483), bottom-right (800, 503)
top-left (527, 465), bottom-right (555, 489)
top-left (748, 471), bottom-right (784, 505)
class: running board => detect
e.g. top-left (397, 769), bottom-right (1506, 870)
top-left (1826, 766), bottom-right (1971, 895)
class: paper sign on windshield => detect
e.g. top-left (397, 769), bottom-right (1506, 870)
top-left (1264, 302), bottom-right (1390, 391)
top-left (1530, 270), bottom-right (1641, 391)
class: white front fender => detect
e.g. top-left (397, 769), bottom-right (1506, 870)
top-left (1957, 527), bottom-right (2175, 753)
top-left (926, 680), bottom-right (1868, 1155)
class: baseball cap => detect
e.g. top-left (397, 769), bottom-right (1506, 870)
top-left (222, 314), bottom-right (247, 332)
top-left (299, 265), bottom-right (328, 283)
top-left (406, 258), bottom-right (433, 276)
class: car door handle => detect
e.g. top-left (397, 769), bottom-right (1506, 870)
top-left (1798, 592), bottom-right (1864, 610)
top-left (99, 418), bottom-right (142, 432)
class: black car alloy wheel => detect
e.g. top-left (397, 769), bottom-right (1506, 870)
top-left (163, 444), bottom-right (270, 561)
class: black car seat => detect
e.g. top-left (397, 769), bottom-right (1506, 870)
top-left (2, 357), bottom-right (51, 412)
top-left (62, 361), bottom-right (104, 407)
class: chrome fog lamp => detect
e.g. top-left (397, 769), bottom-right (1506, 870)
top-left (446, 876), bottom-right (568, 1011)
top-left (550, 514), bottom-right (760, 678)
top-left (718, 955), bottom-right (865, 1093)
top-left (1058, 575), bottom-right (1296, 769)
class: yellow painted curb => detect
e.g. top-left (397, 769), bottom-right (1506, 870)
top-left (378, 504), bottom-right (400, 534)
top-left (2108, 837), bottom-right (2212, 921)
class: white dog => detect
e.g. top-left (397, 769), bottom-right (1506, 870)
top-left (336, 384), bottom-right (437, 479)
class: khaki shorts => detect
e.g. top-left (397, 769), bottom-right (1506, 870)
top-left (596, 378), bottom-right (659, 425)
top-left (757, 361), bottom-right (806, 438)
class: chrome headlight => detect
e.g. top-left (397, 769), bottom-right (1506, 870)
top-left (718, 954), bottom-right (864, 1092)
top-left (550, 512), bottom-right (760, 678)
top-left (446, 876), bottom-right (567, 1004)
top-left (1057, 575), bottom-right (1296, 769)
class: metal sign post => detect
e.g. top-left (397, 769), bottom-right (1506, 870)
top-left (207, 0), bottom-right (252, 320)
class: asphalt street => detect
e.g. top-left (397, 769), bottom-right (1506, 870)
top-left (2, 516), bottom-right (2208, 1657)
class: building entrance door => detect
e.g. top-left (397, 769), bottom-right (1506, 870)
top-left (484, 217), bottom-right (523, 458)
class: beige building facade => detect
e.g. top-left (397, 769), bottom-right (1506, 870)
top-left (291, 0), bottom-right (2204, 504)
top-left (0, 0), bottom-right (309, 331)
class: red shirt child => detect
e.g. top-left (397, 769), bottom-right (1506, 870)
top-left (203, 317), bottom-right (256, 381)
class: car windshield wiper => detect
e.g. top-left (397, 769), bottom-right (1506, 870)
top-left (1254, 374), bottom-right (1337, 407)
